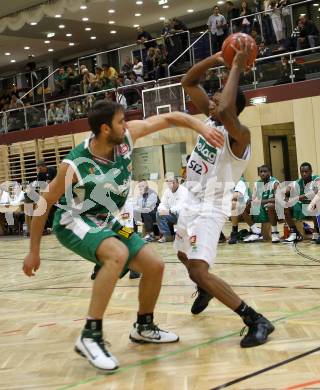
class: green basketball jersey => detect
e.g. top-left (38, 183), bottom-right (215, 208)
top-left (57, 131), bottom-right (133, 220)
top-left (255, 176), bottom-right (279, 200)
top-left (296, 175), bottom-right (319, 204)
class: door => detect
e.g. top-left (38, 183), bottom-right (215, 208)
top-left (269, 138), bottom-right (285, 181)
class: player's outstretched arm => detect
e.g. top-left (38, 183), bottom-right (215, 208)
top-left (217, 39), bottom-right (251, 152)
top-left (181, 52), bottom-right (225, 116)
top-left (127, 111), bottom-right (224, 148)
top-left (22, 163), bottom-right (77, 277)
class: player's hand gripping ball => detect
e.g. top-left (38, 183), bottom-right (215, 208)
top-left (222, 33), bottom-right (258, 69)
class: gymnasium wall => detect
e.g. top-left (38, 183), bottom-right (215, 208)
top-left (0, 95), bottom-right (319, 190)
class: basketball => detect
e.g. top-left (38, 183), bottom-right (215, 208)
top-left (221, 33), bottom-right (258, 68)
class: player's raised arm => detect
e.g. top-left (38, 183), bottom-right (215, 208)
top-left (23, 162), bottom-right (77, 277)
top-left (217, 39), bottom-right (251, 149)
top-left (127, 111), bottom-right (224, 148)
top-left (181, 52), bottom-right (225, 116)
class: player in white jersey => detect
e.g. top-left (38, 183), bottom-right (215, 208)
top-left (175, 39), bottom-right (274, 347)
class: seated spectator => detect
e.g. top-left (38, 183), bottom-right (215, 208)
top-left (81, 68), bottom-right (96, 94)
top-left (133, 180), bottom-right (160, 242)
top-left (54, 67), bottom-right (68, 94)
top-left (274, 56), bottom-right (291, 85)
top-left (156, 176), bottom-right (188, 243)
top-left (72, 100), bottom-right (86, 119)
top-left (284, 162), bottom-right (320, 242)
top-left (257, 41), bottom-right (272, 58)
top-left (228, 176), bottom-right (251, 244)
top-left (124, 71), bottom-right (144, 85)
top-left (25, 102), bottom-right (45, 128)
top-left (133, 57), bottom-right (144, 77)
top-left (136, 26), bottom-right (156, 49)
top-left (47, 103), bottom-right (60, 125)
top-left (91, 66), bottom-right (105, 91)
top-left (297, 15), bottom-right (319, 50)
top-left (102, 64), bottom-right (117, 89)
top-left (242, 165), bottom-right (280, 243)
top-left (121, 56), bottom-right (133, 74)
top-left (207, 6), bottom-right (227, 54)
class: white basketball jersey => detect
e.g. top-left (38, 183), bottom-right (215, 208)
top-left (186, 118), bottom-right (251, 210)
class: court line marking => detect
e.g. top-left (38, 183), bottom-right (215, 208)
top-left (209, 347), bottom-right (320, 389)
top-left (281, 379), bottom-right (320, 390)
top-left (56, 304), bottom-right (320, 390)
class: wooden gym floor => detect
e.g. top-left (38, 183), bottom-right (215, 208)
top-left (0, 223), bottom-right (319, 390)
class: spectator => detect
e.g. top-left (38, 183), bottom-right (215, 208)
top-left (269, 1), bottom-right (285, 49)
top-left (102, 64), bottom-right (118, 88)
top-left (242, 165), bottom-right (280, 243)
top-left (228, 176), bottom-right (251, 244)
top-left (207, 6), bottom-right (227, 54)
top-left (136, 26), bottom-right (156, 49)
top-left (124, 71), bottom-right (144, 85)
top-left (132, 57), bottom-right (144, 77)
top-left (54, 67), bottom-right (68, 94)
top-left (73, 100), bottom-right (86, 119)
top-left (145, 47), bottom-right (157, 79)
top-left (47, 103), bottom-right (60, 125)
top-left (170, 17), bottom-right (187, 32)
top-left (121, 56), bottom-right (133, 74)
top-left (297, 15), bottom-right (319, 50)
top-left (239, 1), bottom-right (252, 34)
top-left (278, 0), bottom-right (292, 39)
top-left (133, 181), bottom-right (160, 242)
top-left (225, 1), bottom-right (240, 33)
top-left (274, 56), bottom-right (291, 85)
top-left (36, 160), bottom-right (56, 183)
top-left (257, 41), bottom-right (272, 57)
top-left (156, 176), bottom-right (188, 243)
top-left (81, 68), bottom-right (96, 94)
top-left (284, 162), bottom-right (320, 242)
top-left (66, 65), bottom-right (80, 96)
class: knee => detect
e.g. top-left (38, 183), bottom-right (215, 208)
top-left (97, 239), bottom-right (129, 269)
top-left (188, 265), bottom-right (208, 285)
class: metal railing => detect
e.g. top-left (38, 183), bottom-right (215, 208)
top-left (230, 0), bottom-right (315, 42)
top-left (0, 45), bottom-right (319, 134)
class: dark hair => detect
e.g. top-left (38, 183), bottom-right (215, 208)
top-left (88, 101), bottom-right (124, 135)
top-left (300, 162), bottom-right (312, 170)
top-left (226, 1), bottom-right (234, 5)
top-left (259, 164), bottom-right (270, 172)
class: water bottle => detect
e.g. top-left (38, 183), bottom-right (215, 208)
top-left (23, 222), bottom-right (28, 237)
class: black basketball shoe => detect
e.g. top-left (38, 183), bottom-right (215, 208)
top-left (240, 314), bottom-right (275, 348)
top-left (90, 264), bottom-right (101, 280)
top-left (228, 231), bottom-right (238, 244)
top-left (191, 287), bottom-right (214, 314)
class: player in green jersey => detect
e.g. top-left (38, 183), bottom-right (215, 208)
top-left (22, 100), bottom-right (224, 371)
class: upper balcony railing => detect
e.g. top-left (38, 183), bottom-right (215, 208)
top-left (0, 44), bottom-right (319, 135)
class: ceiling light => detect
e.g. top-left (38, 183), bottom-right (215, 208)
top-left (85, 27), bottom-right (91, 31)
top-left (47, 32), bottom-right (55, 38)
top-left (69, 42), bottom-right (75, 46)
top-left (24, 46), bottom-right (30, 50)
top-left (48, 48), bottom-right (54, 52)
top-left (90, 36), bottom-right (96, 39)
top-left (136, 1), bottom-right (143, 4)
top-left (313, 3), bottom-right (319, 5)
top-left (135, 13), bottom-right (141, 16)
top-left (10, 59), bottom-right (16, 63)
top-left (5, 52), bottom-right (10, 56)
top-left (80, 5), bottom-right (87, 9)
top-left (55, 14), bottom-right (62, 18)
top-left (217, 0), bottom-right (224, 3)
top-left (110, 30), bottom-right (117, 34)
top-left (30, 22), bottom-right (37, 26)
top-left (187, 9), bottom-right (194, 12)
top-left (108, 9), bottom-right (115, 13)
top-left (66, 33), bottom-right (72, 37)
top-left (82, 17), bottom-right (89, 21)
top-left (108, 20), bottom-right (115, 24)
top-left (59, 24), bottom-right (65, 29)
top-left (133, 24), bottom-right (140, 27)
top-left (159, 16), bottom-right (165, 20)
top-left (163, 5), bottom-right (169, 8)
top-left (44, 40), bottom-right (50, 44)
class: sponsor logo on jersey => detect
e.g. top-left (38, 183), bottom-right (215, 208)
top-left (190, 235), bottom-right (197, 246)
top-left (194, 136), bottom-right (217, 164)
top-left (119, 143), bottom-right (129, 156)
